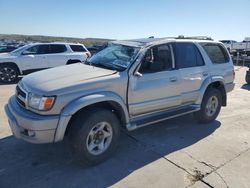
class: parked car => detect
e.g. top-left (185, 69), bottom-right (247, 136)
top-left (0, 43), bottom-right (90, 83)
top-left (221, 38), bottom-right (250, 56)
top-left (0, 46), bottom-right (18, 53)
top-left (5, 37), bottom-right (235, 165)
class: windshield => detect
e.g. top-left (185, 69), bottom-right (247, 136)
top-left (10, 44), bottom-right (32, 55)
top-left (85, 43), bottom-right (140, 71)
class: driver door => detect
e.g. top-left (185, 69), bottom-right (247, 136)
top-left (18, 44), bottom-right (50, 73)
top-left (128, 44), bottom-right (182, 116)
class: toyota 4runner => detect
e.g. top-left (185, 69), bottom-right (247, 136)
top-left (5, 37), bottom-right (235, 165)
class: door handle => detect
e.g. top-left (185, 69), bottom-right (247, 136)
top-left (202, 72), bottom-right (208, 77)
top-left (170, 77), bottom-right (177, 82)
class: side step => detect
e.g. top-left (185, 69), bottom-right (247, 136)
top-left (127, 105), bottom-right (200, 131)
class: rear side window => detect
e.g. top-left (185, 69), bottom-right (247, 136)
top-left (201, 43), bottom-right (229, 64)
top-left (175, 42), bottom-right (204, 68)
top-left (50, 44), bottom-right (67, 53)
top-left (70, 45), bottom-right (87, 52)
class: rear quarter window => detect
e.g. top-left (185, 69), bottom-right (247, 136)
top-left (70, 45), bottom-right (87, 52)
top-left (200, 43), bottom-right (229, 64)
top-left (50, 44), bottom-right (67, 53)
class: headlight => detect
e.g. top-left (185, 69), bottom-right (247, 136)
top-left (28, 93), bottom-right (56, 111)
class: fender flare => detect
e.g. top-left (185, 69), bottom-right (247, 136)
top-left (54, 92), bottom-right (129, 142)
top-left (195, 76), bottom-right (225, 105)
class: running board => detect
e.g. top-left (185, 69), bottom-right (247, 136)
top-left (126, 105), bottom-right (200, 131)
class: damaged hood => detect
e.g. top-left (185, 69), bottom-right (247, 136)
top-left (22, 63), bottom-right (117, 93)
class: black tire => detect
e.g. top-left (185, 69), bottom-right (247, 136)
top-left (67, 108), bottom-right (120, 166)
top-left (246, 71), bottom-right (250, 84)
top-left (194, 88), bottom-right (222, 123)
top-left (0, 64), bottom-right (19, 83)
top-left (66, 59), bottom-right (81, 65)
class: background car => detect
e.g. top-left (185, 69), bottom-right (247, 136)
top-left (0, 46), bottom-right (18, 53)
top-left (0, 42), bottom-right (90, 83)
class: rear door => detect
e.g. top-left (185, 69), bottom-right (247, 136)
top-left (128, 43), bottom-right (182, 116)
top-left (174, 42), bottom-right (209, 104)
top-left (47, 44), bottom-right (68, 67)
top-left (18, 44), bottom-right (50, 72)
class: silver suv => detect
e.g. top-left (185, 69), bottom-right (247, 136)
top-left (5, 37), bottom-right (235, 165)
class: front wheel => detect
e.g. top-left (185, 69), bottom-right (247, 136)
top-left (194, 88), bottom-right (222, 123)
top-left (0, 65), bottom-right (19, 83)
top-left (68, 108), bottom-right (120, 166)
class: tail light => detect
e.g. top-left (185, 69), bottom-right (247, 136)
top-left (85, 52), bottom-right (91, 58)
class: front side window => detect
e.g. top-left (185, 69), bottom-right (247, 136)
top-left (139, 44), bottom-right (173, 73)
top-left (175, 42), bottom-right (204, 68)
top-left (22, 45), bottom-right (50, 55)
top-left (50, 44), bottom-right (67, 53)
top-left (201, 43), bottom-right (229, 64)
top-left (85, 43), bottom-right (140, 71)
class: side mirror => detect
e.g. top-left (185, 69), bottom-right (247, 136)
top-left (134, 71), bottom-right (142, 77)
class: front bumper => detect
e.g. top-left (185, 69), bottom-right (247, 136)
top-left (4, 96), bottom-right (60, 144)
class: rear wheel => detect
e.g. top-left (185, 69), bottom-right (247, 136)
top-left (0, 65), bottom-right (19, 83)
top-left (67, 108), bottom-right (120, 166)
top-left (194, 88), bottom-right (222, 123)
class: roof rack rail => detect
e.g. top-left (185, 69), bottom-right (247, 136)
top-left (176, 35), bottom-right (213, 41)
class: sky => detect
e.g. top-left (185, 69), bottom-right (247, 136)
top-left (0, 0), bottom-right (249, 41)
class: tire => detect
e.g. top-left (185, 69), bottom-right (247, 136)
top-left (67, 108), bottom-right (120, 166)
top-left (0, 64), bottom-right (19, 83)
top-left (246, 71), bottom-right (250, 84)
top-left (194, 88), bottom-right (222, 123)
top-left (66, 59), bottom-right (81, 65)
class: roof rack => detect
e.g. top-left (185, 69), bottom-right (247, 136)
top-left (176, 35), bottom-right (213, 41)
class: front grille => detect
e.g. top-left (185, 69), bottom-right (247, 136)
top-left (15, 85), bottom-right (27, 108)
top-left (16, 96), bottom-right (26, 107)
top-left (16, 85), bottom-right (26, 99)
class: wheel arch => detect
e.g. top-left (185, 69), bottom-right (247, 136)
top-left (0, 62), bottom-right (22, 74)
top-left (196, 77), bottom-right (227, 106)
top-left (54, 92), bottom-right (129, 142)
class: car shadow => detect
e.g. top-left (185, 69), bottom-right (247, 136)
top-left (241, 84), bottom-right (250, 90)
top-left (0, 77), bottom-right (22, 86)
top-left (0, 115), bottom-right (220, 188)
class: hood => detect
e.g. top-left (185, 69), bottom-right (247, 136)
top-left (22, 63), bottom-right (117, 93)
top-left (0, 53), bottom-right (17, 61)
